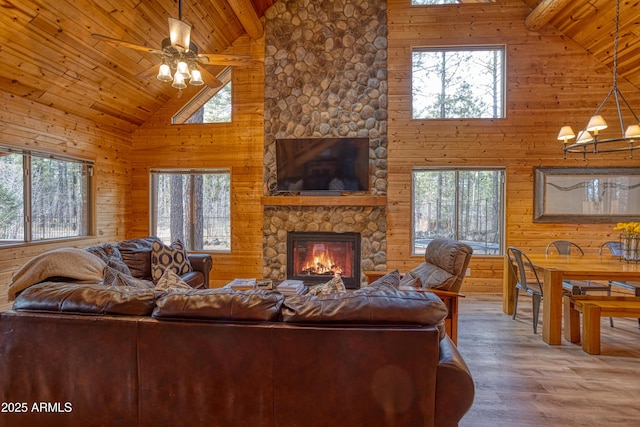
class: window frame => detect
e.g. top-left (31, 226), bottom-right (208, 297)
top-left (411, 167), bottom-right (505, 256)
top-left (0, 146), bottom-right (94, 246)
top-left (411, 45), bottom-right (506, 120)
top-left (149, 168), bottom-right (231, 253)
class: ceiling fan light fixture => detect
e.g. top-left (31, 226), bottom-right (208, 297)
top-left (189, 68), bottom-right (204, 86)
top-left (176, 61), bottom-right (191, 78)
top-left (157, 63), bottom-right (173, 82)
top-left (172, 72), bottom-right (187, 90)
top-left (168, 17), bottom-right (191, 50)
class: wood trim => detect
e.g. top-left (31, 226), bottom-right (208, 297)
top-left (228, 0), bottom-right (264, 40)
top-left (261, 196), bottom-right (388, 207)
top-left (525, 0), bottom-right (577, 31)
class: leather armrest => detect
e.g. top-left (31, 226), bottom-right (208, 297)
top-left (187, 254), bottom-right (212, 288)
top-left (435, 335), bottom-right (475, 427)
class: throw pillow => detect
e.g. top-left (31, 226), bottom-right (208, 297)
top-left (155, 269), bottom-right (193, 293)
top-left (398, 271), bottom-right (421, 288)
top-left (103, 265), bottom-right (154, 289)
top-left (151, 240), bottom-right (192, 282)
top-left (106, 256), bottom-right (132, 276)
top-left (368, 269), bottom-right (401, 290)
top-left (307, 274), bottom-right (346, 296)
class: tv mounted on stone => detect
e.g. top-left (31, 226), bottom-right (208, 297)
top-left (275, 137), bottom-right (369, 195)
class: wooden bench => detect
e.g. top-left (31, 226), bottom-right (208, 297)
top-left (564, 295), bottom-right (640, 354)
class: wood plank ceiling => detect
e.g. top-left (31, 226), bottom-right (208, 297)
top-left (0, 0), bottom-right (638, 134)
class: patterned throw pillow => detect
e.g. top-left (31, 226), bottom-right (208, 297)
top-left (151, 240), bottom-right (193, 282)
top-left (307, 274), bottom-right (346, 296)
top-left (102, 265), bottom-right (154, 289)
top-left (155, 269), bottom-right (193, 293)
top-left (369, 269), bottom-right (401, 290)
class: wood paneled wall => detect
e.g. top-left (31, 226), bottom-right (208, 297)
top-left (387, 0), bottom-right (640, 292)
top-left (0, 91), bottom-right (132, 309)
top-left (3, 1), bottom-right (640, 304)
top-left (129, 35), bottom-right (265, 287)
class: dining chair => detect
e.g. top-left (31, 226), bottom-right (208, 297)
top-left (601, 241), bottom-right (640, 329)
top-left (599, 240), bottom-right (623, 257)
top-left (508, 246), bottom-right (543, 334)
top-left (546, 240), bottom-right (613, 326)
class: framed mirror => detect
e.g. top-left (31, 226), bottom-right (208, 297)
top-left (533, 167), bottom-right (640, 223)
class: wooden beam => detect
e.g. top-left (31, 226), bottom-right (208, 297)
top-left (227, 0), bottom-right (264, 40)
top-left (525, 0), bottom-right (575, 31)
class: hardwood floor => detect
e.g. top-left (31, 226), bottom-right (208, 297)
top-left (457, 294), bottom-right (640, 427)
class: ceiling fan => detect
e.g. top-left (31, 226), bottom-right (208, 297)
top-left (91, 0), bottom-right (252, 91)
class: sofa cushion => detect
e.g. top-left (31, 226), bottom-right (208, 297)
top-left (115, 236), bottom-right (161, 279)
top-left (8, 248), bottom-right (106, 301)
top-left (151, 240), bottom-right (192, 282)
top-left (12, 282), bottom-right (160, 316)
top-left (281, 289), bottom-right (448, 329)
top-left (153, 289), bottom-right (284, 321)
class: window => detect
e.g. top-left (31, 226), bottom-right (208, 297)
top-left (0, 148), bottom-right (93, 245)
top-left (173, 68), bottom-right (233, 124)
top-left (185, 82), bottom-right (232, 124)
top-left (413, 168), bottom-right (504, 255)
top-left (412, 46), bottom-right (505, 119)
top-left (150, 169), bottom-right (231, 252)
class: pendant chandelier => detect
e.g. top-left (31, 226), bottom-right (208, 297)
top-left (558, 0), bottom-right (640, 159)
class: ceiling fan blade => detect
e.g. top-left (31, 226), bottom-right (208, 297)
top-left (197, 53), bottom-right (253, 67)
top-left (92, 33), bottom-right (163, 55)
top-left (135, 64), bottom-right (160, 80)
top-left (198, 67), bottom-right (223, 88)
top-left (168, 17), bottom-right (191, 49)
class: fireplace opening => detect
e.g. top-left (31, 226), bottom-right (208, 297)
top-left (287, 231), bottom-right (361, 289)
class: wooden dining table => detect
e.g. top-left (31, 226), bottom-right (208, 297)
top-left (503, 254), bottom-right (640, 345)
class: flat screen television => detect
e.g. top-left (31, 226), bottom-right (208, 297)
top-left (275, 137), bottom-right (369, 193)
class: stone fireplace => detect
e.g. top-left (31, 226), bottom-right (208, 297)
top-left (262, 206), bottom-right (386, 285)
top-left (261, 0), bottom-right (388, 283)
top-left (287, 231), bottom-right (361, 289)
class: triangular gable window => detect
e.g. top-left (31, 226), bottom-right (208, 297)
top-left (172, 68), bottom-right (232, 124)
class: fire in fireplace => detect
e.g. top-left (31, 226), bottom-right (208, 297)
top-left (287, 232), bottom-right (361, 289)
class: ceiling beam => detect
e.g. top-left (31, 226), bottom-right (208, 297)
top-left (227, 0), bottom-right (264, 40)
top-left (525, 0), bottom-right (575, 31)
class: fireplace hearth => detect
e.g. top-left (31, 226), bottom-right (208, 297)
top-left (286, 231), bottom-right (361, 289)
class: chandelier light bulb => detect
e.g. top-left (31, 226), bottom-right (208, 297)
top-left (557, 126), bottom-right (575, 142)
top-left (576, 130), bottom-right (593, 144)
top-left (625, 124), bottom-right (640, 139)
top-left (586, 115), bottom-right (608, 134)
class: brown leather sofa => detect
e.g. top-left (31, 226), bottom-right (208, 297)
top-left (7, 237), bottom-right (213, 301)
top-left (0, 283), bottom-right (474, 427)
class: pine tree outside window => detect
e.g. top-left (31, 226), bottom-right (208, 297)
top-left (0, 149), bottom-right (93, 245)
top-left (150, 169), bottom-right (231, 252)
top-left (412, 46), bottom-right (505, 119)
top-left (413, 168), bottom-right (504, 255)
